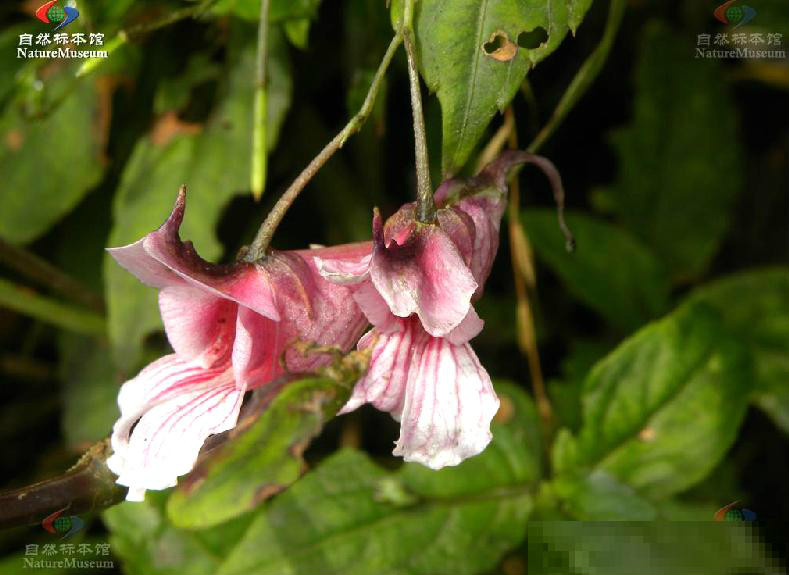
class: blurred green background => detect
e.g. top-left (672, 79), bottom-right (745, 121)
top-left (0, 0), bottom-right (787, 573)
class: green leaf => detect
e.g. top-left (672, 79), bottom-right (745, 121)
top-left (167, 376), bottom-right (353, 529)
top-left (684, 268), bottom-right (789, 433)
top-left (103, 493), bottom-right (254, 575)
top-left (398, 0), bottom-right (594, 175)
top-left (213, 0), bottom-right (323, 22)
top-left (218, 382), bottom-right (540, 575)
top-left (104, 31), bottom-right (291, 372)
top-left (549, 469), bottom-right (657, 520)
top-left (523, 210), bottom-right (670, 330)
top-left (0, 66), bottom-right (103, 244)
top-left (556, 303), bottom-right (751, 498)
top-left (59, 334), bottom-right (119, 449)
top-left (0, 25), bottom-right (30, 106)
top-left (602, 23), bottom-right (741, 280)
top-left (568, 0), bottom-right (595, 34)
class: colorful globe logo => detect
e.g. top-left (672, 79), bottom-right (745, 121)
top-left (52, 515), bottom-right (73, 534)
top-left (713, 0), bottom-right (757, 29)
top-left (41, 508), bottom-right (85, 539)
top-left (34, 1), bottom-right (80, 31)
top-left (725, 5), bottom-right (743, 23)
top-left (715, 501), bottom-right (757, 522)
top-left (46, 4), bottom-right (66, 24)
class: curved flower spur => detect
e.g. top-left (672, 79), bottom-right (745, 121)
top-left (106, 188), bottom-right (369, 501)
top-left (317, 151), bottom-right (574, 469)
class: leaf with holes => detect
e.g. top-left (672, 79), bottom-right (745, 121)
top-left (218, 382), bottom-right (540, 575)
top-left (553, 302), bottom-right (751, 499)
top-left (391, 0), bottom-right (593, 175)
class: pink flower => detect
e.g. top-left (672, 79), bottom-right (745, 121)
top-left (106, 189), bottom-right (368, 500)
top-left (315, 159), bottom-right (522, 469)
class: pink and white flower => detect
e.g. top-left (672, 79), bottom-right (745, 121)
top-left (315, 157), bottom-right (520, 469)
top-left (106, 190), bottom-right (368, 500)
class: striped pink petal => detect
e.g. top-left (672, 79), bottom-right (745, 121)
top-left (340, 322), bottom-right (413, 416)
top-left (158, 286), bottom-right (236, 368)
top-left (107, 354), bottom-right (243, 501)
top-left (393, 329), bottom-right (498, 469)
top-left (232, 307), bottom-right (283, 390)
top-left (342, 318), bottom-right (498, 469)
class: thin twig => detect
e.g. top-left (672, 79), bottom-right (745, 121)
top-left (77, 0), bottom-right (219, 77)
top-left (402, 0), bottom-right (434, 223)
top-left (251, 0), bottom-right (271, 200)
top-left (0, 237), bottom-right (104, 312)
top-left (504, 108), bottom-right (553, 430)
top-left (243, 34), bottom-right (403, 261)
top-left (527, 0), bottom-right (626, 153)
top-left (0, 277), bottom-right (105, 336)
top-left (474, 110), bottom-right (515, 174)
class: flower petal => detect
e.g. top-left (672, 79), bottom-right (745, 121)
top-left (106, 239), bottom-right (183, 289)
top-left (269, 251), bottom-right (369, 372)
top-left (455, 195), bottom-right (505, 292)
top-left (370, 212), bottom-right (478, 337)
top-left (313, 249), bottom-right (372, 285)
top-left (394, 334), bottom-right (499, 469)
top-left (107, 355), bottom-right (243, 501)
top-left (158, 286), bottom-right (236, 368)
top-left (445, 306), bottom-right (484, 345)
top-left (232, 306), bottom-right (282, 390)
top-left (351, 280), bottom-right (397, 331)
top-left (117, 189), bottom-right (281, 320)
top-left (339, 322), bottom-right (419, 416)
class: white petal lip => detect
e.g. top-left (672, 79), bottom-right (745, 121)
top-left (107, 355), bottom-right (243, 501)
top-left (341, 319), bottom-right (498, 469)
top-left (394, 335), bottom-right (498, 469)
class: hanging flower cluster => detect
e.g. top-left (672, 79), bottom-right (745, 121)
top-left (107, 151), bottom-right (559, 499)
top-left (106, 189), bottom-right (369, 500)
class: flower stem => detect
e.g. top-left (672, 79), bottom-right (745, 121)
top-left (251, 0), bottom-right (271, 201)
top-left (402, 0), bottom-right (435, 223)
top-left (243, 34), bottom-right (403, 261)
top-left (0, 440), bottom-right (125, 529)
